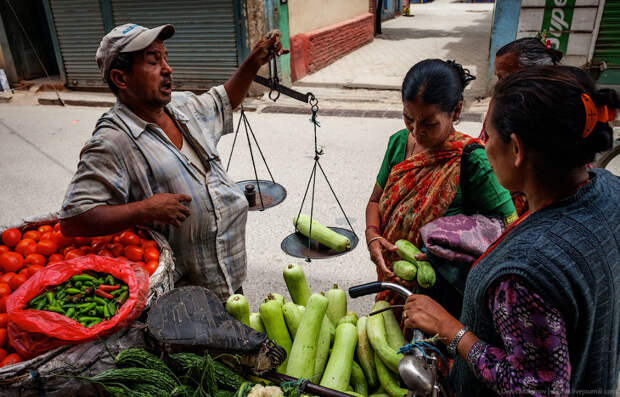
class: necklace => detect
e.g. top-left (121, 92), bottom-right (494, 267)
top-left (406, 131), bottom-right (417, 158)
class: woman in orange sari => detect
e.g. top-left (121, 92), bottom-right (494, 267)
top-left (365, 59), bottom-right (516, 316)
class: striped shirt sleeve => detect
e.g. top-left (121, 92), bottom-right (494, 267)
top-left (59, 131), bottom-right (130, 219)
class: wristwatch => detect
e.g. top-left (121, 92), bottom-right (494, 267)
top-left (447, 326), bottom-right (470, 357)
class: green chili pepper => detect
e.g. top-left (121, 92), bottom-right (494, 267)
top-left (85, 297), bottom-right (94, 302)
top-left (103, 303), bottom-right (110, 319)
top-left (78, 302), bottom-right (96, 314)
top-left (46, 291), bottom-right (57, 306)
top-left (108, 302), bottom-right (116, 316)
top-left (65, 307), bottom-right (76, 318)
top-left (46, 305), bottom-right (65, 314)
top-left (93, 297), bottom-right (108, 306)
top-left (88, 309), bottom-right (96, 316)
top-left (78, 316), bottom-right (101, 322)
top-left (116, 291), bottom-right (128, 305)
top-left (95, 306), bottom-right (104, 315)
top-left (71, 274), bottom-right (95, 282)
top-left (35, 300), bottom-right (47, 310)
top-left (110, 289), bottom-right (124, 297)
top-left (57, 291), bottom-right (67, 300)
top-left (28, 294), bottom-right (46, 307)
top-left (86, 318), bottom-right (102, 327)
top-left (65, 288), bottom-right (81, 294)
top-left (104, 275), bottom-right (113, 285)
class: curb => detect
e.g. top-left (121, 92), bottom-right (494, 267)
top-left (261, 105), bottom-right (483, 121)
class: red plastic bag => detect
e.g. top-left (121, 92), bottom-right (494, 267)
top-left (5, 255), bottom-right (149, 359)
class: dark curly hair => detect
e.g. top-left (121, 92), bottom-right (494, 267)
top-left (496, 37), bottom-right (563, 67)
top-left (491, 65), bottom-right (617, 170)
top-left (401, 59), bottom-right (476, 113)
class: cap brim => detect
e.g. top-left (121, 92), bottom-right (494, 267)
top-left (120, 24), bottom-right (175, 53)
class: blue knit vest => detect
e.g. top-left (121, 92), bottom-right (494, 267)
top-left (450, 169), bottom-right (620, 396)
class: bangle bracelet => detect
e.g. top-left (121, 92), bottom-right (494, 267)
top-left (366, 225), bottom-right (381, 233)
top-left (366, 235), bottom-right (384, 249)
top-left (447, 326), bottom-right (470, 357)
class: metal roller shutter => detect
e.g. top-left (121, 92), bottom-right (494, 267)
top-left (49, 0), bottom-right (106, 88)
top-left (593, 1), bottom-right (620, 85)
top-left (111, 0), bottom-right (239, 90)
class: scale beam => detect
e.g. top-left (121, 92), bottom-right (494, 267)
top-left (253, 75), bottom-right (314, 104)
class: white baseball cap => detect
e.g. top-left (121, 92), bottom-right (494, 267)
top-left (96, 23), bottom-right (175, 81)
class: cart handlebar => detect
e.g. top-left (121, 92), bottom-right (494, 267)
top-left (349, 281), bottom-right (413, 299)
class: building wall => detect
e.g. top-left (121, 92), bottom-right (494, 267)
top-left (288, 0), bottom-right (369, 36)
top-left (288, 0), bottom-right (374, 82)
top-left (517, 0), bottom-right (601, 67)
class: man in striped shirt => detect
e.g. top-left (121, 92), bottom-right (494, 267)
top-left (59, 24), bottom-right (286, 300)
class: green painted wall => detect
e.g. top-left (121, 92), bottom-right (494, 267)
top-left (277, 1), bottom-right (291, 85)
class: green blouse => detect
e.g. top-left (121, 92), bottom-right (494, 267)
top-left (377, 129), bottom-right (516, 222)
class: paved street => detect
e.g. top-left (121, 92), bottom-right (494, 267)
top-left (297, 0), bottom-right (495, 100)
top-left (1, 103), bottom-right (484, 313)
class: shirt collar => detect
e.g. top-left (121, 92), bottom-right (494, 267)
top-left (113, 100), bottom-right (190, 138)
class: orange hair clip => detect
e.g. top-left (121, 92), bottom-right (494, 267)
top-left (581, 93), bottom-right (617, 138)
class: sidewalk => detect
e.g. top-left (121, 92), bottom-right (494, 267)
top-left (295, 0), bottom-right (495, 102)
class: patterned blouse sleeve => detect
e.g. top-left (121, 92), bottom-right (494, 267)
top-left (465, 275), bottom-right (571, 396)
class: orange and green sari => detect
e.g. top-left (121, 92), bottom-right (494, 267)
top-left (376, 131), bottom-right (482, 304)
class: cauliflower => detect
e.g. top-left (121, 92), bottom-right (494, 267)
top-left (247, 384), bottom-right (284, 397)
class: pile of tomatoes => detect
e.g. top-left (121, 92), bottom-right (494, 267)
top-left (0, 223), bottom-right (160, 367)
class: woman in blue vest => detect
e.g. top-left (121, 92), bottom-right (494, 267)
top-left (402, 66), bottom-right (620, 396)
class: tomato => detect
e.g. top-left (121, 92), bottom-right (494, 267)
top-left (24, 253), bottom-right (46, 267)
top-left (1, 229), bottom-right (21, 248)
top-left (26, 265), bottom-right (45, 278)
top-left (142, 240), bottom-right (157, 249)
top-left (25, 244), bottom-right (38, 256)
top-left (91, 239), bottom-right (107, 252)
top-left (23, 230), bottom-right (41, 241)
top-left (97, 249), bottom-right (114, 257)
top-left (14, 239), bottom-right (36, 255)
top-left (40, 232), bottom-right (54, 242)
top-left (64, 249), bottom-right (85, 260)
top-left (112, 235), bottom-right (121, 244)
top-left (27, 264), bottom-right (44, 277)
top-left (36, 239), bottom-right (58, 256)
top-left (0, 252), bottom-right (23, 273)
top-left (0, 348), bottom-right (6, 363)
top-left (0, 314), bottom-right (6, 328)
top-left (62, 246), bottom-right (76, 256)
top-left (124, 245), bottom-right (144, 262)
top-left (0, 353), bottom-right (22, 367)
top-left (0, 246), bottom-right (8, 255)
top-left (52, 231), bottom-right (73, 248)
top-left (54, 222), bottom-right (61, 232)
top-left (0, 284), bottom-right (10, 298)
top-left (119, 231), bottom-right (140, 246)
top-left (0, 297), bottom-right (7, 313)
top-left (143, 247), bottom-right (160, 262)
top-left (0, 328), bottom-right (6, 347)
top-left (48, 253), bottom-right (64, 264)
top-left (74, 237), bottom-right (92, 246)
top-left (108, 243), bottom-right (124, 257)
top-left (8, 274), bottom-right (26, 290)
top-left (78, 246), bottom-right (94, 254)
top-left (38, 225), bottom-right (53, 234)
top-left (0, 273), bottom-right (14, 285)
top-left (144, 260), bottom-right (158, 275)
